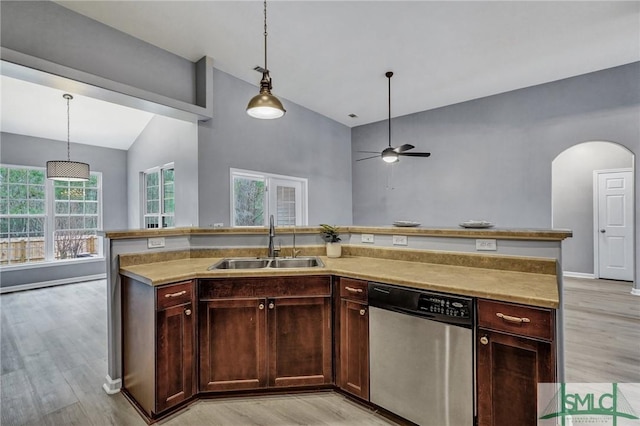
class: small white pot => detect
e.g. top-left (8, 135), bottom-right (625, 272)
top-left (326, 242), bottom-right (342, 258)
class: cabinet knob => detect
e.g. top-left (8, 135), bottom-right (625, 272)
top-left (185, 309), bottom-right (192, 316)
top-left (359, 308), bottom-right (366, 316)
top-left (480, 336), bottom-right (489, 345)
top-left (268, 302), bottom-right (275, 310)
top-left (259, 303), bottom-right (265, 310)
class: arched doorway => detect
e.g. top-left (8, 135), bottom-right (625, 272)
top-left (552, 141), bottom-right (635, 281)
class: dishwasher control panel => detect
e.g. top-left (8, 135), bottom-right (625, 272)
top-left (368, 282), bottom-right (474, 327)
top-left (418, 294), bottom-right (472, 319)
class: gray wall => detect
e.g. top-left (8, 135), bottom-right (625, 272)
top-left (352, 62), bottom-right (640, 277)
top-left (552, 142), bottom-right (633, 274)
top-left (0, 132), bottom-right (128, 287)
top-left (198, 68), bottom-right (353, 227)
top-left (127, 115), bottom-right (199, 228)
top-left (0, 1), bottom-right (196, 105)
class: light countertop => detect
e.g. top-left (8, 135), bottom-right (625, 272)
top-left (120, 255), bottom-right (559, 308)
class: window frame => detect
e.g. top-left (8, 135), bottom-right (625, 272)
top-left (142, 163), bottom-right (175, 229)
top-left (0, 164), bottom-right (103, 267)
top-left (230, 168), bottom-right (308, 227)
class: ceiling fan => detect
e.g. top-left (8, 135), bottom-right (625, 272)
top-left (357, 71), bottom-right (431, 163)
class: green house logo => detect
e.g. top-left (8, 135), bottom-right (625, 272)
top-left (539, 383), bottom-right (640, 425)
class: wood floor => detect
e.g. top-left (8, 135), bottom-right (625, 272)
top-left (1, 277), bottom-right (638, 425)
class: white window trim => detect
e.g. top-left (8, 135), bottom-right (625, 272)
top-left (230, 168), bottom-right (308, 227)
top-left (142, 162), bottom-right (175, 229)
top-left (0, 164), bottom-right (103, 266)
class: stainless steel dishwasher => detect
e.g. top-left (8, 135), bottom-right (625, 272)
top-left (368, 282), bottom-right (475, 426)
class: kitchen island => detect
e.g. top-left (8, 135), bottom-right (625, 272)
top-left (104, 226), bottom-right (571, 424)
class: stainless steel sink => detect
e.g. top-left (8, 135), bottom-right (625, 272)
top-left (208, 258), bottom-right (270, 270)
top-left (208, 256), bottom-right (324, 270)
top-left (269, 257), bottom-right (325, 268)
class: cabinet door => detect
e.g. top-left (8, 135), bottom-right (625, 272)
top-left (268, 296), bottom-right (332, 387)
top-left (477, 329), bottom-right (555, 426)
top-left (199, 298), bottom-right (267, 392)
top-left (156, 302), bottom-right (194, 413)
top-left (339, 299), bottom-right (369, 400)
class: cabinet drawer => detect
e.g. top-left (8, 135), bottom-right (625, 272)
top-left (200, 276), bottom-right (331, 300)
top-left (157, 281), bottom-right (193, 310)
top-left (478, 299), bottom-right (554, 341)
top-left (339, 277), bottom-right (368, 302)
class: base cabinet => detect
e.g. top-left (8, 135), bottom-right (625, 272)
top-left (199, 276), bottom-right (332, 393)
top-left (122, 278), bottom-right (195, 417)
top-left (476, 299), bottom-right (556, 426)
top-left (336, 278), bottom-right (369, 400)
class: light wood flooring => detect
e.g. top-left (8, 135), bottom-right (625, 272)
top-left (1, 277), bottom-right (638, 425)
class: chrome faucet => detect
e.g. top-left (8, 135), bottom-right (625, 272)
top-left (292, 227), bottom-right (301, 258)
top-left (268, 214), bottom-right (276, 258)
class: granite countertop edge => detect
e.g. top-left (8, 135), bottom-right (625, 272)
top-left (119, 256), bottom-right (559, 309)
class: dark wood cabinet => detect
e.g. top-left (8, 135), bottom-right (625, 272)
top-left (122, 278), bottom-right (195, 417)
top-left (476, 299), bottom-right (556, 426)
top-left (336, 278), bottom-right (369, 400)
top-left (198, 276), bottom-right (332, 392)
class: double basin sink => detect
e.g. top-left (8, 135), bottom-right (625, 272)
top-left (208, 256), bottom-right (324, 270)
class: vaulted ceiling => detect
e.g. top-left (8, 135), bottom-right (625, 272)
top-left (2, 1), bottom-right (639, 148)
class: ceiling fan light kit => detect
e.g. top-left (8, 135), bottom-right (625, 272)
top-left (246, 0), bottom-right (286, 120)
top-left (357, 71), bottom-right (431, 163)
top-left (46, 94), bottom-right (90, 182)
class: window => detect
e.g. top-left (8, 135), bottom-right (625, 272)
top-left (143, 164), bottom-right (175, 228)
top-left (53, 176), bottom-right (100, 259)
top-left (0, 165), bottom-right (102, 265)
top-left (230, 169), bottom-right (307, 227)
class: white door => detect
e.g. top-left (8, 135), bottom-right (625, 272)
top-left (268, 178), bottom-right (303, 226)
top-left (595, 169), bottom-right (634, 281)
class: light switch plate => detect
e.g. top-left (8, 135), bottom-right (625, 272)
top-left (392, 235), bottom-right (408, 246)
top-left (361, 234), bottom-right (375, 244)
top-left (148, 237), bottom-right (165, 249)
top-left (476, 239), bottom-right (497, 251)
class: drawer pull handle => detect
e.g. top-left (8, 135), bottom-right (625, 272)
top-left (496, 312), bottom-right (531, 324)
top-left (345, 286), bottom-right (363, 293)
top-left (165, 290), bottom-right (187, 298)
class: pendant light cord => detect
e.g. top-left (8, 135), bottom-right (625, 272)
top-left (388, 72), bottom-right (392, 148)
top-left (66, 94), bottom-right (71, 161)
top-left (263, 0), bottom-right (268, 71)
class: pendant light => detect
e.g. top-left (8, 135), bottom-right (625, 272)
top-left (46, 94), bottom-right (90, 181)
top-left (246, 0), bottom-right (286, 119)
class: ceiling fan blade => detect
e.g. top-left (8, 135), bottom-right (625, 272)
top-left (398, 152), bottom-right (431, 157)
top-left (394, 144), bottom-right (415, 153)
top-left (356, 155), bottom-right (381, 162)
top-left (357, 151), bottom-right (383, 154)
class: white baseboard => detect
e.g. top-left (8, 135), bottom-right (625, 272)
top-left (0, 273), bottom-right (107, 294)
top-left (631, 288), bottom-right (640, 296)
top-left (563, 271), bottom-right (596, 279)
top-left (102, 375), bottom-right (122, 395)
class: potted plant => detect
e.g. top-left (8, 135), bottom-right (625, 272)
top-left (320, 224), bottom-right (342, 258)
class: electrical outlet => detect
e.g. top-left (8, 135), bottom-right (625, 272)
top-left (476, 239), bottom-right (497, 251)
top-left (392, 235), bottom-right (408, 246)
top-left (361, 234), bottom-right (375, 244)
top-left (147, 237), bottom-right (165, 249)
top-left (213, 223), bottom-right (224, 228)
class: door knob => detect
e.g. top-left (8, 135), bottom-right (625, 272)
top-left (600, 229), bottom-right (606, 233)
